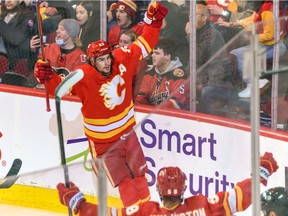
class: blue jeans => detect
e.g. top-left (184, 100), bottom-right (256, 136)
top-left (230, 42), bottom-right (286, 82)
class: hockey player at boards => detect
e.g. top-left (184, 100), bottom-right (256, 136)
top-left (57, 152), bottom-right (278, 216)
top-left (34, 1), bottom-right (168, 208)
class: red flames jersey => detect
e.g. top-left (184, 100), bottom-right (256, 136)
top-left (135, 65), bottom-right (189, 109)
top-left (78, 178), bottom-right (253, 216)
top-left (43, 43), bottom-right (86, 71)
top-left (46, 24), bottom-right (160, 143)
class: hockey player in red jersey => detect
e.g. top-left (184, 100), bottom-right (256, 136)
top-left (34, 1), bottom-right (168, 208)
top-left (57, 152), bottom-right (278, 216)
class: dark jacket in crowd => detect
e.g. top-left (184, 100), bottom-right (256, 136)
top-left (0, 1), bottom-right (38, 70)
top-left (196, 22), bottom-right (234, 89)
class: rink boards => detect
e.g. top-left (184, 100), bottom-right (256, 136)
top-left (0, 85), bottom-right (287, 214)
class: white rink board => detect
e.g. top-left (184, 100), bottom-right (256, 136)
top-left (0, 89), bottom-right (287, 215)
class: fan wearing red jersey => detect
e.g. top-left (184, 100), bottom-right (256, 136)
top-left (34, 1), bottom-right (168, 208)
top-left (57, 152), bottom-right (278, 216)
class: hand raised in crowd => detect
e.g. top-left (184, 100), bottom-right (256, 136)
top-left (214, 21), bottom-right (231, 27)
top-left (40, 1), bottom-right (58, 16)
top-left (107, 3), bottom-right (117, 22)
top-left (30, 35), bottom-right (41, 52)
top-left (207, 4), bottom-right (224, 15)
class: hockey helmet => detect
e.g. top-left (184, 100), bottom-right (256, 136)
top-left (261, 187), bottom-right (288, 216)
top-left (86, 40), bottom-right (111, 59)
top-left (156, 167), bottom-right (187, 197)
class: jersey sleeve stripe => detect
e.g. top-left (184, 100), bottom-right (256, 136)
top-left (234, 185), bottom-right (243, 211)
top-left (228, 189), bottom-right (237, 213)
top-left (136, 36), bottom-right (151, 58)
top-left (222, 192), bottom-right (231, 215)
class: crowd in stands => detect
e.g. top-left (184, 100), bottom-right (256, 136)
top-left (0, 0), bottom-right (288, 128)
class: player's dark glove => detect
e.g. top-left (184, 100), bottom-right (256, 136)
top-left (144, 2), bottom-right (168, 28)
top-left (34, 59), bottom-right (53, 84)
top-left (260, 152), bottom-right (279, 186)
top-left (57, 181), bottom-right (86, 214)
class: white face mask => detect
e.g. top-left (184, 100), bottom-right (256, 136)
top-left (55, 39), bottom-right (64, 46)
top-left (55, 35), bottom-right (70, 47)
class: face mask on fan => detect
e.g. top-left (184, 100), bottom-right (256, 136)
top-left (55, 39), bottom-right (64, 46)
top-left (55, 35), bottom-right (70, 47)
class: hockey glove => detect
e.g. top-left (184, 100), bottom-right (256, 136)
top-left (144, 2), bottom-right (168, 28)
top-left (260, 152), bottom-right (279, 186)
top-left (34, 59), bottom-right (53, 84)
top-left (57, 182), bottom-right (86, 214)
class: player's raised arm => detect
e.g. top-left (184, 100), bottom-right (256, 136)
top-left (133, 2), bottom-right (168, 58)
top-left (209, 152), bottom-right (279, 214)
top-left (34, 60), bottom-right (62, 95)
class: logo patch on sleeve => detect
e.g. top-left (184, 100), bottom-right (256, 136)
top-left (27, 19), bottom-right (34, 27)
top-left (173, 68), bottom-right (184, 77)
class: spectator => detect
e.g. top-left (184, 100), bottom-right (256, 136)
top-left (56, 152), bottom-right (278, 216)
top-left (206, 0), bottom-right (238, 22)
top-left (261, 187), bottom-right (288, 216)
top-left (158, 1), bottom-right (189, 68)
top-left (108, 0), bottom-right (144, 50)
top-left (30, 18), bottom-right (86, 74)
top-left (206, 1), bottom-right (258, 22)
top-left (34, 2), bottom-right (168, 207)
top-left (207, 0), bottom-right (254, 43)
top-left (118, 29), bottom-right (148, 99)
top-left (0, 0), bottom-right (38, 85)
top-left (106, 1), bottom-right (118, 32)
top-left (217, 0), bottom-right (287, 98)
top-left (185, 1), bottom-right (237, 115)
top-left (75, 0), bottom-right (100, 52)
top-left (230, 0), bottom-right (255, 21)
top-left (135, 38), bottom-right (189, 110)
top-left (40, 0), bottom-right (76, 42)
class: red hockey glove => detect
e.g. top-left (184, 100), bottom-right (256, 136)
top-left (260, 152), bottom-right (279, 186)
top-left (57, 182), bottom-right (86, 214)
top-left (34, 59), bottom-right (53, 84)
top-left (144, 2), bottom-right (168, 28)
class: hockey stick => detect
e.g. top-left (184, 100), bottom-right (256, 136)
top-left (36, 0), bottom-right (51, 112)
top-left (0, 158), bottom-right (22, 189)
top-left (55, 69), bottom-right (84, 216)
